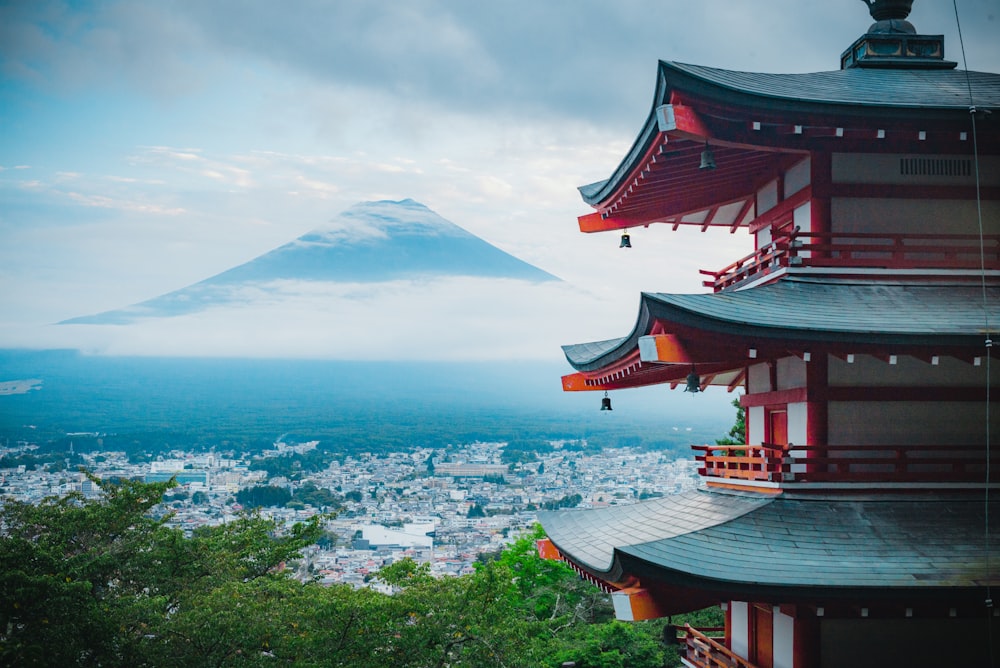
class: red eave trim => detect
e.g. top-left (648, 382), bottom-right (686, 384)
top-left (579, 192), bottom-right (757, 234)
top-left (741, 388), bottom-right (808, 408)
top-left (579, 211), bottom-right (626, 233)
top-left (562, 372), bottom-right (594, 392)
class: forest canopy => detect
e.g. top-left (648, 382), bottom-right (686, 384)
top-left (0, 476), bottom-right (720, 667)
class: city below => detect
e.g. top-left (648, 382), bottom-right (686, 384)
top-left (0, 437), bottom-right (702, 589)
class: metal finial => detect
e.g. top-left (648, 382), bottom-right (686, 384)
top-left (861, 0), bottom-right (914, 22)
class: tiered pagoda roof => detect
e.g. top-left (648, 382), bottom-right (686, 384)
top-left (579, 61), bottom-right (1000, 235)
top-left (540, 490), bottom-right (1000, 615)
top-left (562, 279), bottom-right (999, 392)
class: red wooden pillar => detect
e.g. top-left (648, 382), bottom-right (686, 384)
top-left (793, 613), bottom-right (821, 668)
top-left (810, 152), bottom-right (832, 255)
top-left (805, 353), bottom-right (828, 475)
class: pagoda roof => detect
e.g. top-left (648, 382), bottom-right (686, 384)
top-left (562, 278), bottom-right (997, 380)
top-left (540, 490), bottom-right (1000, 600)
top-left (660, 63), bottom-right (1000, 112)
top-left (578, 61), bottom-right (1000, 232)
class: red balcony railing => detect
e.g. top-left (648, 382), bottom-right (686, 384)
top-left (683, 625), bottom-right (759, 668)
top-left (692, 445), bottom-right (785, 482)
top-left (701, 230), bottom-right (1000, 292)
top-left (693, 443), bottom-right (997, 485)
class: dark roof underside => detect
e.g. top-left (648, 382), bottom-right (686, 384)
top-left (540, 489), bottom-right (1000, 591)
top-left (563, 278), bottom-right (999, 371)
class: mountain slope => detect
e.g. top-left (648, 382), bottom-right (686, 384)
top-left (62, 199), bottom-right (559, 325)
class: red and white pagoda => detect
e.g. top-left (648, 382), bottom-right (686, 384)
top-left (538, 2), bottom-right (999, 666)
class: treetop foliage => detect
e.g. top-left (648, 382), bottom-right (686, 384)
top-left (0, 476), bottom-right (718, 667)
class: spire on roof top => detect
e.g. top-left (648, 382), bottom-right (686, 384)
top-left (841, 0), bottom-right (956, 70)
top-left (862, 0), bottom-right (915, 34)
top-left (862, 0), bottom-right (912, 22)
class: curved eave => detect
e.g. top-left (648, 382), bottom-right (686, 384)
top-left (562, 279), bottom-right (998, 390)
top-left (579, 61), bottom-right (1000, 233)
top-left (540, 491), bottom-right (1000, 607)
top-left (577, 62), bottom-right (793, 228)
top-left (641, 280), bottom-right (996, 347)
top-left (665, 62), bottom-right (1000, 119)
top-left (538, 490), bottom-right (771, 579)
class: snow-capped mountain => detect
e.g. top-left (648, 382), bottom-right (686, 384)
top-left (62, 199), bottom-right (559, 325)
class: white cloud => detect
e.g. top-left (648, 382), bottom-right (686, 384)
top-left (21, 277), bottom-right (613, 361)
top-left (1, 0), bottom-right (997, 363)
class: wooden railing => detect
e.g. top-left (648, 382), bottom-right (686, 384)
top-left (683, 625), bottom-right (758, 668)
top-left (693, 443), bottom-right (997, 485)
top-left (699, 230), bottom-right (796, 292)
top-left (692, 445), bottom-right (785, 482)
top-left (782, 444), bottom-right (998, 483)
top-left (701, 230), bottom-right (1000, 292)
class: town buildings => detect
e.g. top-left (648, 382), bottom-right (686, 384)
top-left (0, 438), bottom-right (699, 586)
top-left (538, 2), bottom-right (1000, 667)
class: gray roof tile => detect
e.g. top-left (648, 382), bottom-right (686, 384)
top-left (670, 62), bottom-right (1000, 109)
top-left (541, 491), bottom-right (1000, 590)
top-left (564, 278), bottom-right (999, 370)
top-left (539, 490), bottom-right (772, 572)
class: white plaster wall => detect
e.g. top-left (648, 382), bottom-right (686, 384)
top-left (773, 607), bottom-right (795, 668)
top-left (830, 198), bottom-right (999, 235)
top-left (730, 601), bottom-right (749, 660)
top-left (784, 157), bottom-right (811, 198)
top-left (828, 401), bottom-right (991, 446)
top-left (787, 402), bottom-right (808, 445)
top-left (776, 356), bottom-right (807, 390)
top-left (793, 202), bottom-right (811, 232)
top-left (748, 406), bottom-right (765, 446)
top-left (748, 362), bottom-right (771, 393)
top-left (829, 354), bottom-right (999, 387)
top-left (757, 225), bottom-right (773, 248)
top-left (831, 153), bottom-right (1000, 186)
top-left (758, 179), bottom-right (779, 215)
top-left (793, 202), bottom-right (812, 258)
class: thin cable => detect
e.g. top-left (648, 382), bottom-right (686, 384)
top-left (953, 0), bottom-right (995, 659)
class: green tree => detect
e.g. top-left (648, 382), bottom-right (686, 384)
top-left (716, 397), bottom-right (746, 445)
top-left (1, 480), bottom-right (711, 668)
top-left (0, 474), bottom-right (322, 667)
top-left (291, 481), bottom-right (340, 509)
top-left (551, 620), bottom-right (665, 668)
top-left (0, 475), bottom-right (175, 665)
top-left (235, 484), bottom-right (292, 508)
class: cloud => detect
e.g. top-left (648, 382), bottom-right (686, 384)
top-left (167, 0), bottom-right (1000, 127)
top-left (2, 0), bottom-right (997, 364)
top-left (64, 191), bottom-right (187, 215)
top-left (32, 277), bottom-right (615, 361)
top-left (0, 0), bottom-right (214, 97)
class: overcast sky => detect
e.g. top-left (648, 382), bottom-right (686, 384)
top-left (2, 0), bottom-right (998, 363)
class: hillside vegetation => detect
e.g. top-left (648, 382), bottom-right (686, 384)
top-left (0, 476), bottom-right (720, 667)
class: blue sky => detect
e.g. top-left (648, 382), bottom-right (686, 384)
top-left (2, 0), bottom-right (999, 362)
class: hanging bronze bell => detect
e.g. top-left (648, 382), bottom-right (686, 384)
top-left (699, 143), bottom-right (716, 170)
top-left (684, 372), bottom-right (701, 393)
